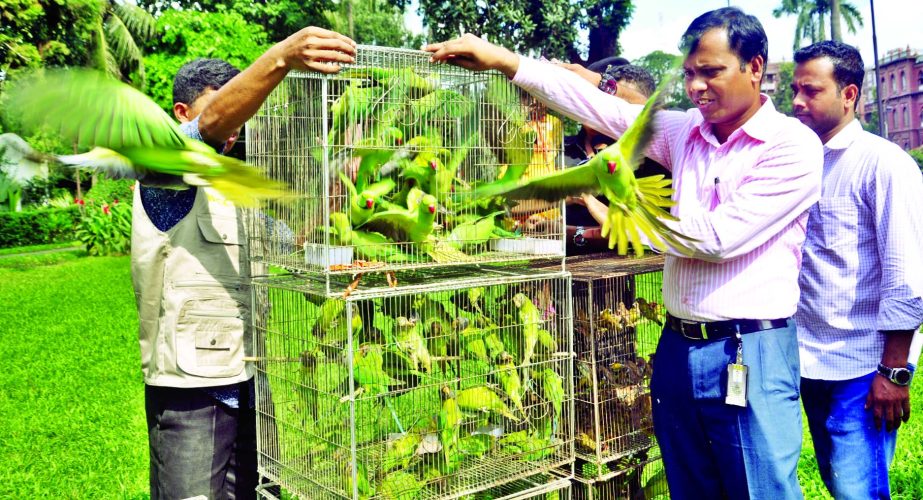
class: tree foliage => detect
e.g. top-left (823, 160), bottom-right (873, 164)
top-left (773, 0), bottom-right (863, 50)
top-left (324, 0), bottom-right (424, 49)
top-left (632, 50), bottom-right (692, 110)
top-left (135, 0), bottom-right (328, 43)
top-left (416, 0), bottom-right (634, 64)
top-left (0, 0), bottom-right (101, 72)
top-left (773, 61), bottom-right (795, 116)
top-left (143, 9), bottom-right (271, 112)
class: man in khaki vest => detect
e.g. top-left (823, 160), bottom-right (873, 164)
top-left (133, 28), bottom-right (355, 500)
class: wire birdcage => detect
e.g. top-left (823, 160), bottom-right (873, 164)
top-left (572, 452), bottom-right (670, 500)
top-left (251, 269), bottom-right (574, 499)
top-left (245, 45), bottom-right (565, 278)
top-left (538, 253), bottom-right (665, 482)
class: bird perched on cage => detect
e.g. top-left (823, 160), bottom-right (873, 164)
top-left (456, 385), bottom-right (520, 422)
top-left (330, 212), bottom-right (414, 264)
top-left (360, 187), bottom-right (438, 244)
top-left (444, 211), bottom-right (504, 251)
top-left (348, 344), bottom-right (405, 398)
top-left (533, 368), bottom-right (565, 433)
top-left (635, 297), bottom-right (665, 325)
top-left (495, 353), bottom-right (525, 414)
top-left (511, 292), bottom-right (544, 367)
top-left (0, 70), bottom-right (287, 206)
top-left (465, 68), bottom-right (699, 256)
top-left (395, 315), bottom-right (433, 374)
top-left (381, 433), bottom-right (423, 473)
top-left (338, 172), bottom-right (395, 227)
top-left (437, 386), bottom-right (462, 469)
top-left (311, 298), bottom-right (362, 348)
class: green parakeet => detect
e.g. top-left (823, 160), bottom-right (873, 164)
top-left (456, 386), bottom-right (520, 422)
top-left (338, 171), bottom-right (395, 227)
top-left (496, 353), bottom-right (525, 414)
top-left (360, 187), bottom-right (438, 246)
top-left (438, 386), bottom-right (462, 466)
top-left (330, 212), bottom-right (415, 263)
top-left (381, 433), bottom-right (422, 473)
top-left (445, 211), bottom-right (505, 251)
top-left (534, 368), bottom-right (565, 428)
top-left (353, 126), bottom-right (405, 192)
top-left (512, 293), bottom-right (542, 367)
top-left (468, 70), bottom-right (697, 256)
top-left (395, 316), bottom-right (432, 374)
top-left (345, 460), bottom-right (374, 499)
top-left (312, 298), bottom-right (362, 346)
top-left (352, 344), bottom-right (404, 397)
top-left (2, 70), bottom-right (287, 207)
top-left (379, 470), bottom-right (423, 499)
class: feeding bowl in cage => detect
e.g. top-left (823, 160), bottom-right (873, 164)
top-left (303, 242), bottom-right (354, 268)
top-left (492, 237), bottom-right (564, 256)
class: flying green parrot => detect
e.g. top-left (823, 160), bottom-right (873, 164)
top-left (455, 386), bottom-right (520, 422)
top-left (395, 316), bottom-right (432, 374)
top-left (512, 293), bottom-right (542, 367)
top-left (330, 212), bottom-right (415, 264)
top-left (468, 70), bottom-right (697, 257)
top-left (338, 171), bottom-right (395, 227)
top-left (1, 70), bottom-right (287, 207)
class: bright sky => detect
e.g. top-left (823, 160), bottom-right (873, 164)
top-left (406, 0), bottom-right (923, 67)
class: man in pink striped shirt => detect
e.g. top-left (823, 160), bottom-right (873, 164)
top-left (428, 7), bottom-right (822, 499)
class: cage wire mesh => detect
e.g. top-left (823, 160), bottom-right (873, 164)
top-left (246, 45), bottom-right (565, 278)
top-left (251, 270), bottom-right (575, 499)
top-left (572, 453), bottom-right (669, 500)
top-left (536, 253), bottom-right (665, 483)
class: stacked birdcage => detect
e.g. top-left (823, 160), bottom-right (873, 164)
top-left (536, 252), bottom-right (668, 497)
top-left (571, 454), bottom-right (668, 500)
top-left (245, 45), bottom-right (566, 283)
top-left (250, 269), bottom-right (574, 499)
top-left (244, 44), bottom-right (576, 499)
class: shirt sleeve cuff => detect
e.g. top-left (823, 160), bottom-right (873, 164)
top-left (878, 296), bottom-right (923, 331)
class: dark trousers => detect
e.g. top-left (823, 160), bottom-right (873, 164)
top-left (145, 383), bottom-right (257, 500)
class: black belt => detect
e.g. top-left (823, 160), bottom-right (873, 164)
top-left (666, 314), bottom-right (790, 341)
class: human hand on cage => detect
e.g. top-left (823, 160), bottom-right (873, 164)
top-left (424, 34), bottom-right (520, 78)
top-left (276, 27), bottom-right (357, 74)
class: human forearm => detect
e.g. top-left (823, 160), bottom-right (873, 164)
top-left (880, 330), bottom-right (915, 368)
top-left (583, 195), bottom-right (609, 226)
top-left (198, 27), bottom-right (356, 145)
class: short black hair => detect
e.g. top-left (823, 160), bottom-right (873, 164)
top-left (794, 40), bottom-right (864, 106)
top-left (172, 58), bottom-right (241, 106)
top-left (607, 65), bottom-right (656, 97)
top-left (587, 56), bottom-right (630, 73)
top-left (680, 7), bottom-right (768, 70)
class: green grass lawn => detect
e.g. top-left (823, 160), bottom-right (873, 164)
top-left (0, 254), bottom-right (920, 498)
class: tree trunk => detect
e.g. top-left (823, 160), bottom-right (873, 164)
top-left (817, 12), bottom-right (826, 42)
top-left (346, 0), bottom-right (355, 39)
top-left (830, 0), bottom-right (842, 41)
top-left (587, 24), bottom-right (620, 65)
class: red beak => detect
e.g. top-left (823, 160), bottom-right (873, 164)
top-left (428, 205), bottom-right (436, 214)
top-left (607, 160), bottom-right (617, 174)
top-left (395, 137), bottom-right (403, 145)
top-left (429, 160), bottom-right (438, 170)
top-left (365, 199), bottom-right (374, 209)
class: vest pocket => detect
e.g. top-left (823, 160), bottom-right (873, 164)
top-left (175, 296), bottom-right (245, 377)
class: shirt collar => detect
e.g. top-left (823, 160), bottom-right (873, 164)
top-left (689, 94), bottom-right (781, 145)
top-left (823, 118), bottom-right (862, 151)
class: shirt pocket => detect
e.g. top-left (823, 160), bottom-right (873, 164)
top-left (197, 214), bottom-right (242, 246)
top-left (175, 295), bottom-right (246, 377)
top-left (810, 197), bottom-right (859, 249)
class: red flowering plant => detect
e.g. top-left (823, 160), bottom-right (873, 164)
top-left (74, 198), bottom-right (131, 256)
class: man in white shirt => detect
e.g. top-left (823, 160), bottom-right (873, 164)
top-left (792, 40), bottom-right (923, 499)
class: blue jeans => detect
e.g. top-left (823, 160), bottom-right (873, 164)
top-left (801, 373), bottom-right (897, 500)
top-left (650, 320), bottom-right (803, 500)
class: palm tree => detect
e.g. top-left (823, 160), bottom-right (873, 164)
top-left (93, 0), bottom-right (156, 87)
top-left (773, 0), bottom-right (864, 50)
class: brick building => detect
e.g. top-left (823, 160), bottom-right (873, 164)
top-left (862, 47), bottom-right (923, 150)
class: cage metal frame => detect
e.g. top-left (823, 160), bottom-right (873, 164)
top-left (245, 44), bottom-right (566, 283)
top-left (251, 269), bottom-right (576, 499)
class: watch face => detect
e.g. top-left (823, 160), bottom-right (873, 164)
top-left (894, 369), bottom-right (912, 385)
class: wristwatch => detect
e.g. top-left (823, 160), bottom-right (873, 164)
top-left (877, 363), bottom-right (914, 386)
top-left (573, 226), bottom-right (587, 247)
top-left (598, 65), bottom-right (619, 96)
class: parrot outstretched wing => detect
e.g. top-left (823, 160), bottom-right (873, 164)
top-left (470, 163), bottom-right (598, 202)
top-left (3, 69), bottom-right (288, 206)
